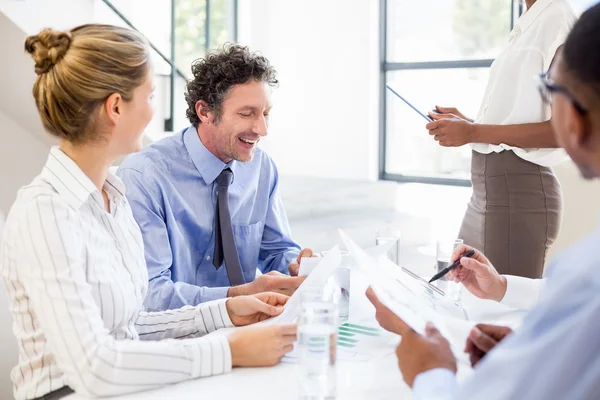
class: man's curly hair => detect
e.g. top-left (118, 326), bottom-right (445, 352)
top-left (185, 44), bottom-right (278, 126)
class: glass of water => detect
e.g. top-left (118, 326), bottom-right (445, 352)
top-left (298, 301), bottom-right (338, 400)
top-left (435, 239), bottom-right (463, 301)
top-left (376, 228), bottom-right (401, 266)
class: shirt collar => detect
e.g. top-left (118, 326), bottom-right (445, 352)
top-left (183, 125), bottom-right (237, 185)
top-left (41, 147), bottom-right (126, 209)
top-left (511, 0), bottom-right (555, 38)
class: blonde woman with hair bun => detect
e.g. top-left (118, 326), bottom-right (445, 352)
top-left (0, 24), bottom-right (296, 400)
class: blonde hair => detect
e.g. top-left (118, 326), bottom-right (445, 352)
top-left (25, 24), bottom-right (150, 143)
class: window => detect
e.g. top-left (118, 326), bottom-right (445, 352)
top-left (380, 0), bottom-right (519, 185)
top-left (175, 0), bottom-right (238, 76)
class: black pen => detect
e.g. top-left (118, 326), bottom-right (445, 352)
top-left (428, 249), bottom-right (476, 283)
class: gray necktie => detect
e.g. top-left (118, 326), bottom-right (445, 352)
top-left (212, 168), bottom-right (246, 286)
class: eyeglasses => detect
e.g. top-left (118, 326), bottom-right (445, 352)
top-left (536, 72), bottom-right (588, 116)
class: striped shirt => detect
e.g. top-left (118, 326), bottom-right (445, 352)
top-left (0, 147), bottom-right (234, 400)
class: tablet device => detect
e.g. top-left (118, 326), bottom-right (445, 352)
top-left (386, 84), bottom-right (433, 122)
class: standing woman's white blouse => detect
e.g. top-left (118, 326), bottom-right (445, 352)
top-left (471, 0), bottom-right (577, 166)
top-left (1, 147), bottom-right (234, 400)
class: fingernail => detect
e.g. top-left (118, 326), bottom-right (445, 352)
top-left (426, 321), bottom-right (435, 329)
top-left (469, 328), bottom-right (481, 339)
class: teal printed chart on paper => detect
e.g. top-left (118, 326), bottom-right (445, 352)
top-left (337, 323), bottom-right (380, 348)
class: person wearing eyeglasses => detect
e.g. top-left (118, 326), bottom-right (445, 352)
top-left (426, 0), bottom-right (577, 279)
top-left (368, 5), bottom-right (600, 398)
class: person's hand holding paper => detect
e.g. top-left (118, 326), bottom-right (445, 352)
top-left (464, 324), bottom-right (513, 367)
top-left (365, 287), bottom-right (457, 387)
top-left (288, 248), bottom-right (317, 276)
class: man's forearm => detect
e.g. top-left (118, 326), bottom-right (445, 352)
top-left (472, 121), bottom-right (558, 148)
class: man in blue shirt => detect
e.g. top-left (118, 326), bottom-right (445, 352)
top-left (368, 5), bottom-right (600, 399)
top-left (118, 44), bottom-right (310, 310)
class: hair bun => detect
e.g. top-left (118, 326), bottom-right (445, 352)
top-left (25, 29), bottom-right (72, 75)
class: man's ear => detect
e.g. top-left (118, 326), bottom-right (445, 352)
top-left (568, 102), bottom-right (591, 149)
top-left (195, 100), bottom-right (214, 124)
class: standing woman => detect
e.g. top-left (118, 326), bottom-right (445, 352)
top-left (427, 0), bottom-right (577, 278)
top-left (0, 24), bottom-right (296, 400)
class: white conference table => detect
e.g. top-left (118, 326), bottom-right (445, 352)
top-left (66, 283), bottom-right (527, 400)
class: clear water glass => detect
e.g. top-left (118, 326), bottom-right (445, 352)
top-left (435, 239), bottom-right (463, 301)
top-left (376, 228), bottom-right (401, 266)
top-left (298, 302), bottom-right (338, 400)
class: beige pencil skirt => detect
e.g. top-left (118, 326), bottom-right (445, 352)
top-left (458, 150), bottom-right (563, 278)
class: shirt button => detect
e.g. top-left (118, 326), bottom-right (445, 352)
top-left (206, 255), bottom-right (211, 261)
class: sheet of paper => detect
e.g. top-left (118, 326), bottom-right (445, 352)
top-left (281, 322), bottom-right (396, 363)
top-left (339, 229), bottom-right (473, 349)
top-left (298, 257), bottom-right (322, 276)
top-left (263, 246), bottom-right (342, 325)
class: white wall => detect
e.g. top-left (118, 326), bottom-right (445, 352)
top-left (0, 111), bottom-right (47, 400)
top-left (237, 0), bottom-right (380, 181)
top-left (550, 161), bottom-right (600, 257)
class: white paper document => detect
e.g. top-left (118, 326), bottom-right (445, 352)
top-left (338, 229), bottom-right (473, 346)
top-left (263, 246), bottom-right (342, 325)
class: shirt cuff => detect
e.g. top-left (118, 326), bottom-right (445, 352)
top-left (201, 286), bottom-right (230, 303)
top-left (412, 368), bottom-right (458, 400)
top-left (195, 299), bottom-right (235, 334)
top-left (499, 275), bottom-right (542, 310)
top-left (189, 334), bottom-right (233, 378)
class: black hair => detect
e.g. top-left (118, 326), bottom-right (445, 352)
top-left (563, 3), bottom-right (600, 98)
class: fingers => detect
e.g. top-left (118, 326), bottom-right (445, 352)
top-left (365, 286), bottom-right (381, 307)
top-left (268, 275), bottom-right (306, 290)
top-left (475, 324), bottom-right (513, 342)
top-left (425, 119), bottom-right (446, 131)
top-left (282, 344), bottom-right (294, 353)
top-left (278, 324), bottom-right (298, 336)
top-left (425, 322), bottom-right (441, 338)
top-left (451, 243), bottom-right (473, 262)
top-left (468, 346), bottom-right (485, 367)
top-left (459, 256), bottom-right (489, 273)
top-left (428, 111), bottom-right (454, 121)
top-left (297, 248), bottom-right (314, 262)
top-left (272, 288), bottom-right (296, 296)
top-left (452, 244), bottom-right (490, 266)
top-left (257, 291), bottom-right (290, 307)
top-left (468, 327), bottom-right (498, 353)
top-left (287, 261), bottom-right (299, 276)
top-left (289, 248), bottom-right (315, 276)
top-left (250, 297), bottom-right (284, 317)
top-left (435, 105), bottom-right (457, 114)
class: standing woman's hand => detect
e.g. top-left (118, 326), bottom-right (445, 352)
top-left (430, 105), bottom-right (473, 122)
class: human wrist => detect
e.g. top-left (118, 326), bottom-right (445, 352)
top-left (470, 123), bottom-right (484, 142)
top-left (491, 275), bottom-right (508, 302)
top-left (227, 331), bottom-right (244, 366)
top-left (227, 284), bottom-right (247, 297)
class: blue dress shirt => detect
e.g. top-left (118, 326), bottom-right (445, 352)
top-left (118, 126), bottom-right (300, 310)
top-left (412, 221), bottom-right (600, 399)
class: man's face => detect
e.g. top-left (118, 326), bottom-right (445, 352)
top-left (549, 57), bottom-right (597, 179)
top-left (210, 81), bottom-right (272, 163)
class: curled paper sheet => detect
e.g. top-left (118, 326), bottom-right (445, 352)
top-left (338, 229), bottom-right (474, 354)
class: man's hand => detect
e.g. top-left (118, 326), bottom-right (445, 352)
top-left (227, 271), bottom-right (306, 297)
top-left (365, 287), bottom-right (411, 335)
top-left (446, 244), bottom-right (508, 302)
top-left (464, 324), bottom-right (512, 367)
top-left (226, 292), bottom-right (289, 326)
top-left (228, 324), bottom-right (297, 367)
top-left (426, 110), bottom-right (477, 147)
top-left (397, 322), bottom-right (457, 387)
top-left (287, 248), bottom-right (316, 276)
top-left (365, 288), bottom-right (456, 387)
